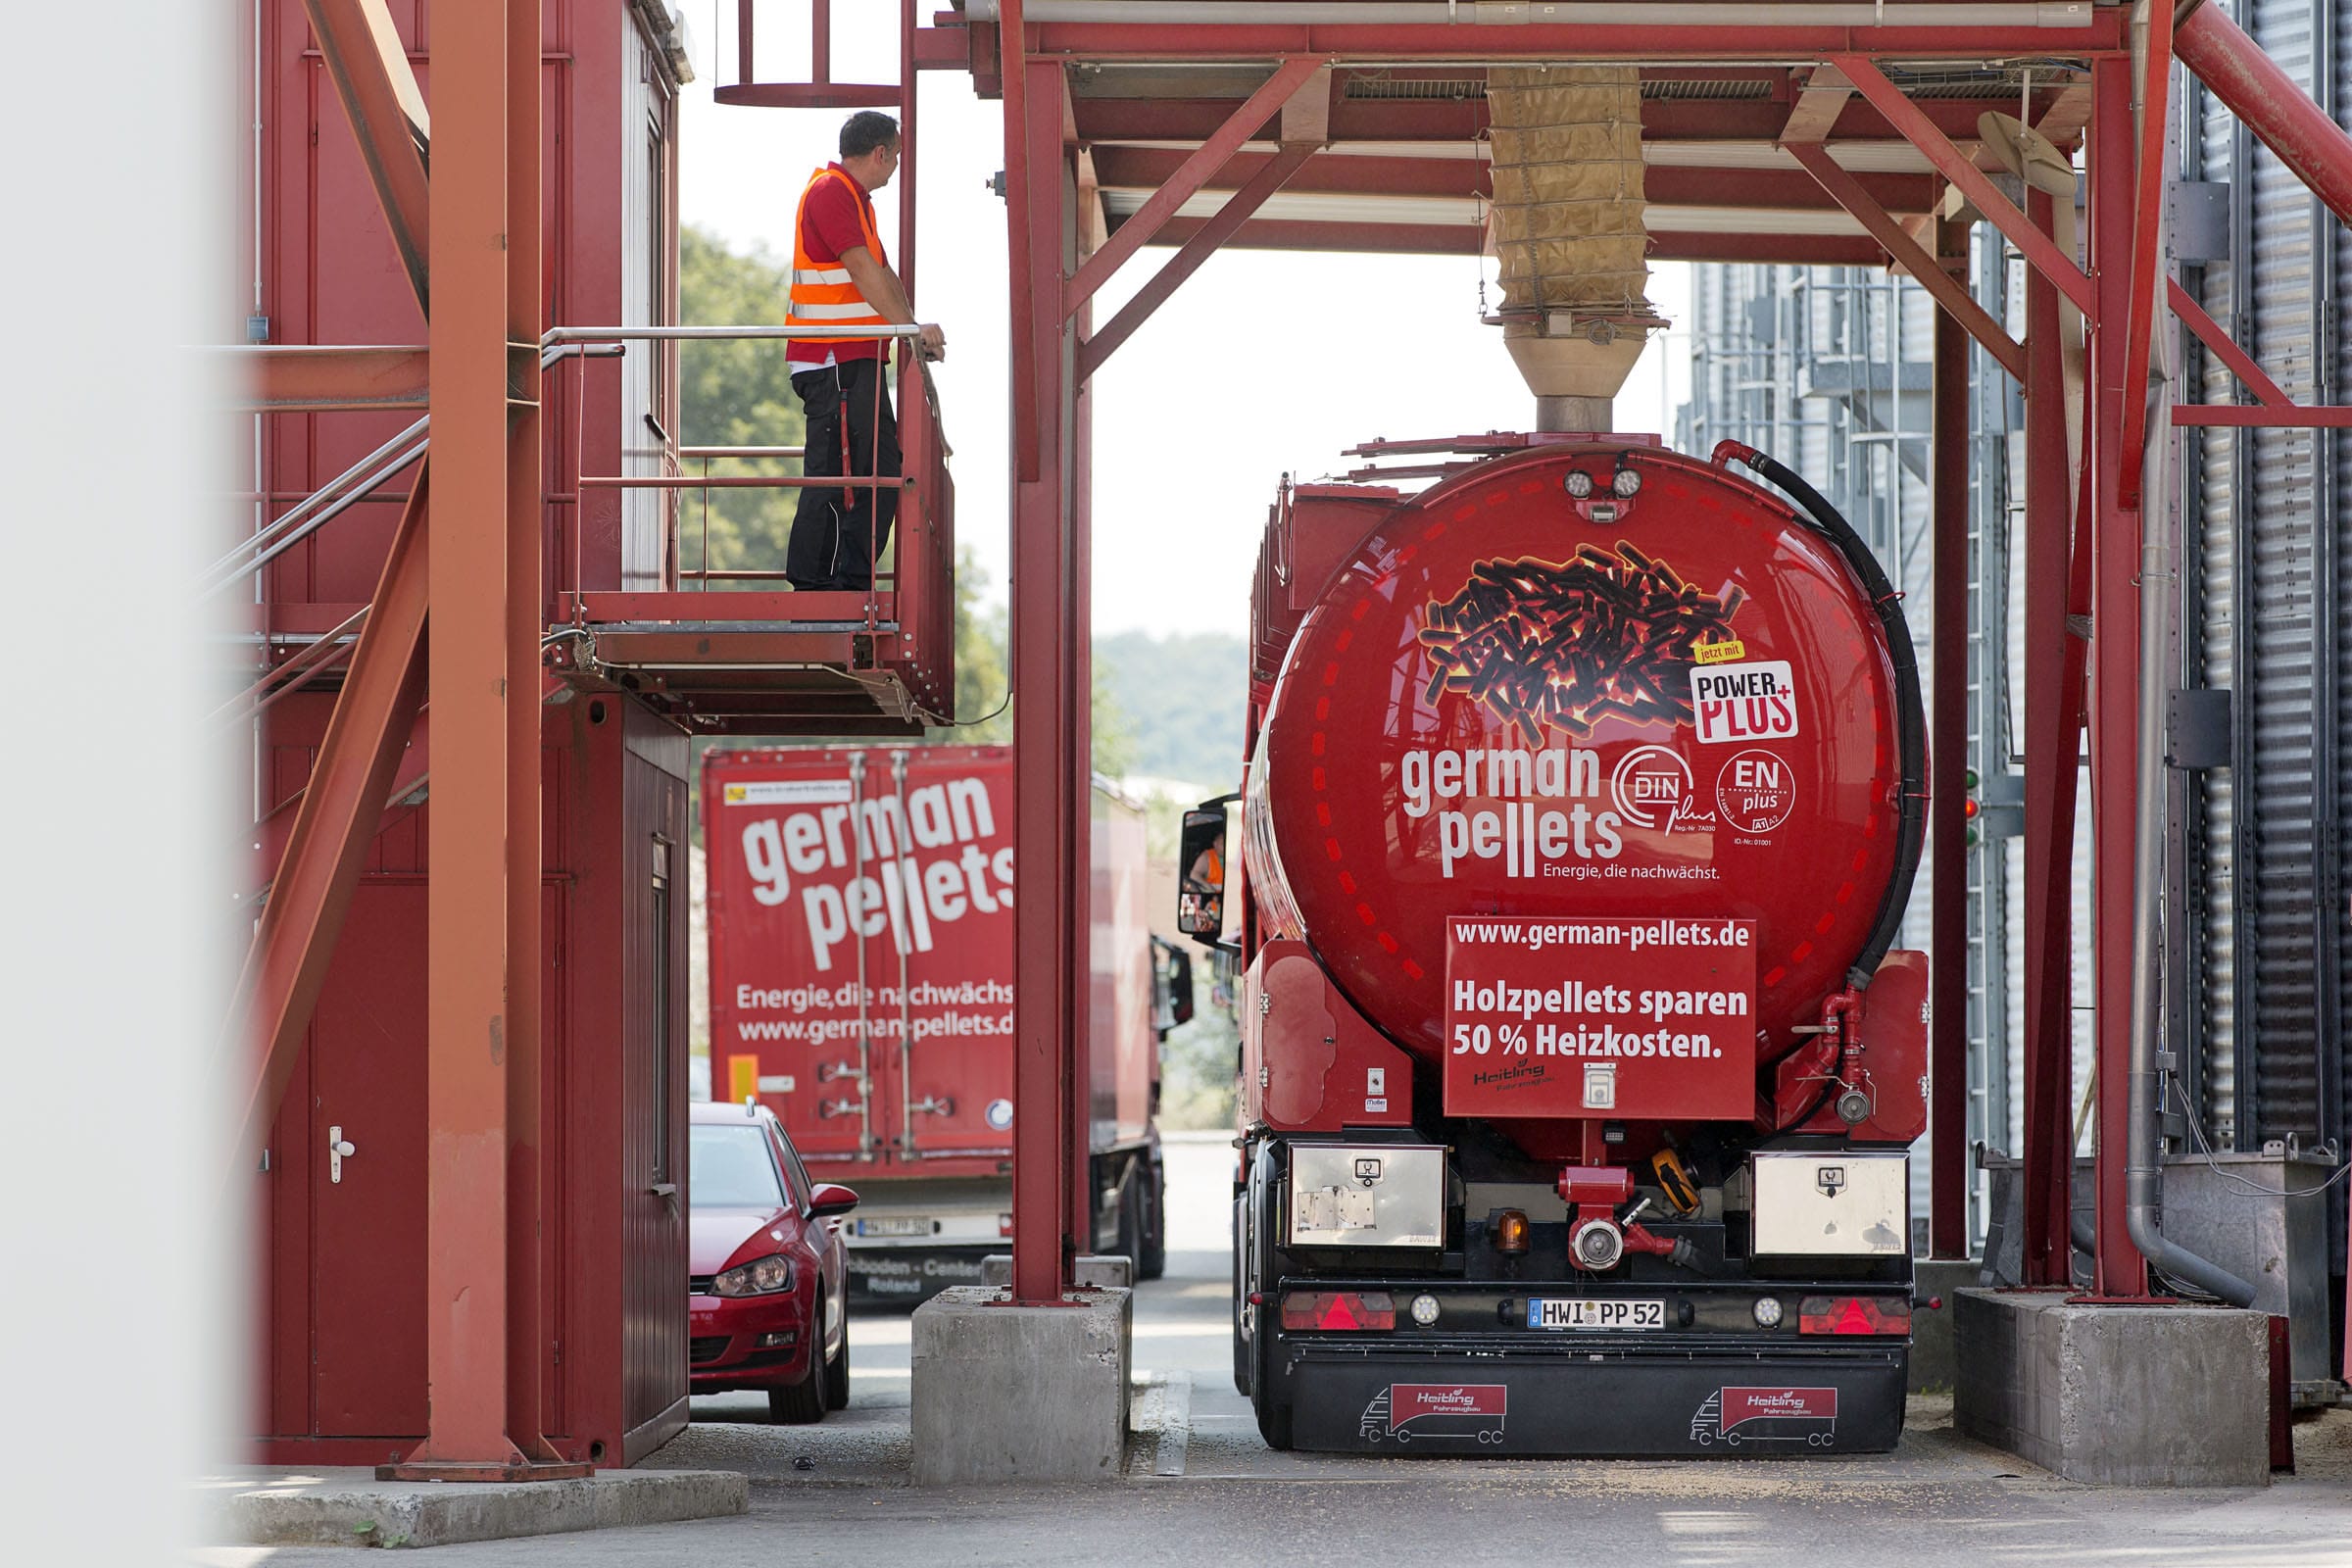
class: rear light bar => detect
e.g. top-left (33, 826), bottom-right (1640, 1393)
top-left (1280, 1290), bottom-right (1396, 1332)
top-left (1797, 1296), bottom-right (1912, 1336)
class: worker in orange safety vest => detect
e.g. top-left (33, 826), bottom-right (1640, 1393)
top-left (782, 110), bottom-right (945, 594)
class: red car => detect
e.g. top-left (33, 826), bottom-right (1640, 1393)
top-left (688, 1101), bottom-right (857, 1422)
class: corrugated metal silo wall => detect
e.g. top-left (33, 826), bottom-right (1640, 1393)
top-left (2189, 0), bottom-right (2348, 1272)
top-left (1678, 259), bottom-right (2005, 1242)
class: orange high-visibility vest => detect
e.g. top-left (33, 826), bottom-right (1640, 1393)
top-left (786, 167), bottom-right (889, 348)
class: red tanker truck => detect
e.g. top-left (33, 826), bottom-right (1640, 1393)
top-left (706, 746), bottom-right (1185, 1303)
top-left (1181, 433), bottom-right (1928, 1455)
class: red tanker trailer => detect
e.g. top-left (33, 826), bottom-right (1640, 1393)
top-left (1180, 432), bottom-right (1929, 1456)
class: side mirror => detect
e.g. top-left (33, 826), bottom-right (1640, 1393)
top-left (808, 1182), bottom-right (859, 1218)
top-left (1177, 805), bottom-right (1228, 939)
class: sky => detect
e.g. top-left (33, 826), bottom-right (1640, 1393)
top-left (674, 9), bottom-right (1692, 639)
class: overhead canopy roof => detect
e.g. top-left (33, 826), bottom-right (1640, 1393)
top-left (1062, 63), bottom-right (2088, 266)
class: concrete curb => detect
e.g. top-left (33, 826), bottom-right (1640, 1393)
top-left (221, 1467), bottom-right (747, 1549)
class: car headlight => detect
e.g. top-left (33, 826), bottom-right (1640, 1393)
top-left (712, 1254), bottom-right (795, 1297)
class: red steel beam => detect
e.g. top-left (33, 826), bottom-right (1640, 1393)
top-left (1121, 214), bottom-right (1894, 266)
top-left (1020, 20), bottom-right (2128, 60)
top-left (1089, 144), bottom-right (1938, 215)
top-left (241, 346), bottom-right (430, 411)
top-left (1928, 216), bottom-right (1971, 1259)
top-left (503, 0), bottom-right (558, 1469)
top-left (1063, 56), bottom-right (1325, 318)
top-left (1002, 2), bottom-right (1042, 484)
top-left (399, 0), bottom-right (528, 1474)
top-left (229, 474), bottom-right (429, 1165)
top-left (2176, 0), bottom-right (2352, 231)
top-left (1009, 46), bottom-right (1080, 1307)
top-left (1785, 140), bottom-right (2026, 381)
top-left (1077, 141), bottom-right (1318, 382)
top-left (1836, 54), bottom-right (2098, 318)
top-left (2018, 187), bottom-right (2082, 1287)
top-left (2087, 56), bottom-right (2147, 1300)
top-left (1070, 92), bottom-right (2034, 150)
top-left (2115, 0), bottom-right (2176, 509)
top-left (2168, 277), bottom-right (2292, 407)
top-left (302, 0), bottom-right (431, 313)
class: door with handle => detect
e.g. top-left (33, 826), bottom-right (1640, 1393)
top-left (309, 882), bottom-right (429, 1439)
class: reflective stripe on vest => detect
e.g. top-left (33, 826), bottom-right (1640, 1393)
top-left (786, 168), bottom-right (888, 337)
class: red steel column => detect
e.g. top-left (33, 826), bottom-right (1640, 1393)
top-left (502, 0), bottom-right (556, 1463)
top-left (1006, 33), bottom-right (1080, 1304)
top-left (2019, 187), bottom-right (2082, 1287)
top-left (404, 0), bottom-right (525, 1470)
top-left (2177, 0), bottom-right (2352, 231)
top-left (1929, 218), bottom-right (1971, 1259)
top-left (2088, 55), bottom-right (2148, 1298)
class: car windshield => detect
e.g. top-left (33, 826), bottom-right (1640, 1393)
top-left (690, 1123), bottom-right (786, 1210)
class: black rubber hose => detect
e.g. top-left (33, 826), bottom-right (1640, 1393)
top-left (1720, 444), bottom-right (1928, 990)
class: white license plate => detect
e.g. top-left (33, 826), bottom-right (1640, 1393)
top-left (1527, 1298), bottom-right (1665, 1331)
top-left (857, 1216), bottom-right (930, 1238)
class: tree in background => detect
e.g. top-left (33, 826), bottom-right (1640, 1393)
top-left (680, 225), bottom-right (806, 580)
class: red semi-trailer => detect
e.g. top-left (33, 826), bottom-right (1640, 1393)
top-left (1184, 434), bottom-right (1930, 1456)
top-left (705, 746), bottom-right (1177, 1302)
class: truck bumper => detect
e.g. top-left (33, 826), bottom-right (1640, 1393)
top-left (1272, 1335), bottom-right (1907, 1456)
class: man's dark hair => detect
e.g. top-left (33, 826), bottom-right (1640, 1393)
top-left (841, 111), bottom-right (901, 160)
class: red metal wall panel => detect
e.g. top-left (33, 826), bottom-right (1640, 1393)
top-left (255, 0), bottom-right (648, 619)
top-left (253, 688), bottom-right (694, 1467)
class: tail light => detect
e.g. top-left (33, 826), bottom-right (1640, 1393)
top-left (1280, 1291), bottom-right (1396, 1331)
top-left (1798, 1296), bottom-right (1911, 1336)
top-left (1492, 1209), bottom-right (1531, 1255)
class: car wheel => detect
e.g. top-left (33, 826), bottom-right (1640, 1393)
top-left (768, 1304), bottom-right (827, 1425)
top-left (823, 1309), bottom-right (851, 1412)
top-left (1137, 1161), bottom-right (1167, 1282)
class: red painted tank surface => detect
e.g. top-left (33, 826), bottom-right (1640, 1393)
top-left (1249, 442), bottom-right (1904, 1069)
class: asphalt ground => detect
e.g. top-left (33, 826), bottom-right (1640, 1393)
top-left (199, 1132), bottom-right (2352, 1565)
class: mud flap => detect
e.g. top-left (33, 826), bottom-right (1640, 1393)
top-left (1280, 1341), bottom-right (1906, 1456)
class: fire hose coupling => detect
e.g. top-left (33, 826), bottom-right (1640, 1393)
top-left (1558, 1166), bottom-right (1698, 1272)
top-left (1709, 439), bottom-right (1764, 470)
top-left (1821, 987), bottom-right (1874, 1128)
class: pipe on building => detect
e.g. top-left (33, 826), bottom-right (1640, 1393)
top-left (965, 0), bottom-right (2095, 25)
top-left (2176, 0), bottom-right (2352, 232)
top-left (2119, 49), bottom-right (2256, 1300)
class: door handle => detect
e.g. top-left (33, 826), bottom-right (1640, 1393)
top-left (328, 1125), bottom-right (357, 1184)
top-left (647, 1181), bottom-right (678, 1200)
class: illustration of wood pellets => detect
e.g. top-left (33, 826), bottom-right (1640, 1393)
top-left (1418, 544), bottom-right (1745, 745)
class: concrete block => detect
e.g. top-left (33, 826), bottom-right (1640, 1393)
top-left (980, 1252), bottom-right (1134, 1289)
top-left (1953, 1288), bottom-right (2270, 1486)
top-left (1908, 1259), bottom-right (1983, 1394)
top-left (222, 1466), bottom-right (747, 1548)
top-left (910, 1285), bottom-right (1131, 1485)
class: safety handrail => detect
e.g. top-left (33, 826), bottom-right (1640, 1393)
top-left (202, 417), bottom-right (428, 596)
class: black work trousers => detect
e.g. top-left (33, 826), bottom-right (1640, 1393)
top-left (786, 358), bottom-right (901, 593)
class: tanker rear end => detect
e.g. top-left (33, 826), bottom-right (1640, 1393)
top-left (1181, 435), bottom-right (1928, 1455)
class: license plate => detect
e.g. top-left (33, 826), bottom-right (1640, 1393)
top-left (857, 1216), bottom-right (930, 1238)
top-left (1527, 1298), bottom-right (1665, 1331)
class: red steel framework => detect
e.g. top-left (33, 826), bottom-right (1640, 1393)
top-left (941, 0), bottom-right (2352, 1330)
top-left (232, 0), bottom-right (2352, 1475)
